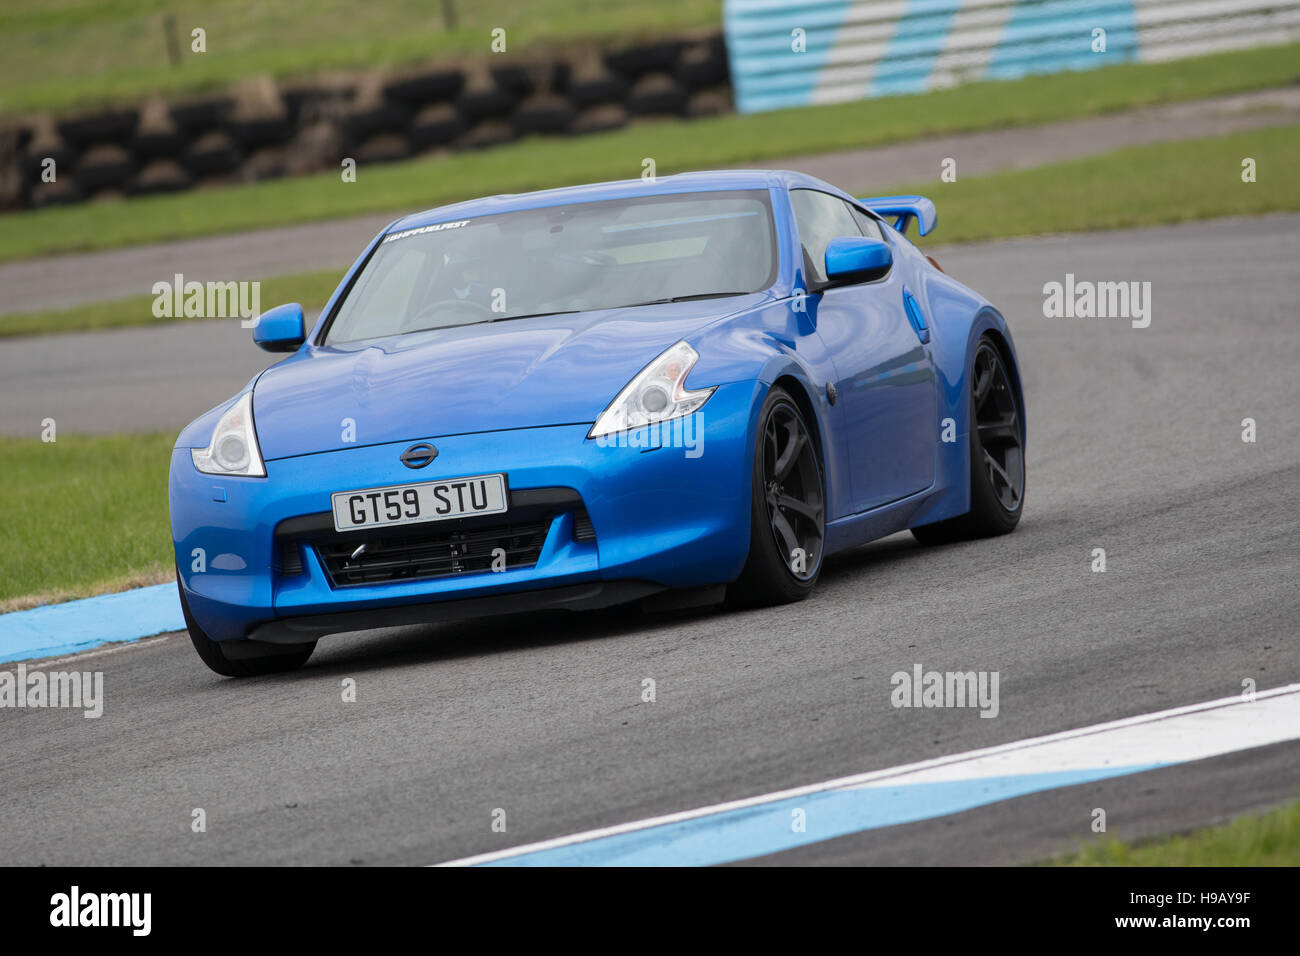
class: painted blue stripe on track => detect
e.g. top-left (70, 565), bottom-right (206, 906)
top-left (481, 763), bottom-right (1162, 866)
top-left (0, 584), bottom-right (183, 663)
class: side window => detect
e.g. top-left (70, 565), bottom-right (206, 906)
top-left (850, 207), bottom-right (885, 241)
top-left (789, 188), bottom-right (863, 286)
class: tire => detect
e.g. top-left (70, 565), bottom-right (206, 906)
top-left (912, 336), bottom-right (1025, 545)
top-left (605, 42), bottom-right (685, 79)
top-left (408, 103), bottom-right (465, 149)
top-left (177, 576), bottom-right (314, 677)
top-left (626, 73), bottom-right (688, 116)
top-left (57, 109), bottom-right (139, 147)
top-left (383, 69), bottom-right (464, 106)
top-left (511, 95), bottom-right (577, 136)
top-left (169, 97), bottom-right (234, 133)
top-left (456, 88), bottom-right (517, 119)
top-left (729, 387), bottom-right (826, 607)
top-left (567, 74), bottom-right (628, 108)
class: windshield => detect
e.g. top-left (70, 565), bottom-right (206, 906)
top-left (323, 189), bottom-right (777, 344)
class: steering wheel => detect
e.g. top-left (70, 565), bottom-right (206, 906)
top-left (402, 297), bottom-right (493, 331)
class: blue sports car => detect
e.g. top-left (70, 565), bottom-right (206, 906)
top-left (170, 170), bottom-right (1026, 676)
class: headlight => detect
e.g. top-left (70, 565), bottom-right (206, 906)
top-left (588, 341), bottom-right (716, 439)
top-left (191, 392), bottom-right (266, 477)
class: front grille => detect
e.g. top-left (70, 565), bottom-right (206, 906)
top-left (272, 487), bottom-right (592, 589)
top-left (314, 518), bottom-right (548, 587)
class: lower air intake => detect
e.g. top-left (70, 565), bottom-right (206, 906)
top-left (313, 518), bottom-right (549, 587)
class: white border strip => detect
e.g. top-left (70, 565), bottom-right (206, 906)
top-left (437, 683), bottom-right (1300, 866)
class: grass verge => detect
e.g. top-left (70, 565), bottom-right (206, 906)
top-left (3, 42), bottom-right (1299, 263)
top-left (0, 432), bottom-right (176, 607)
top-left (7, 122), bottom-right (1298, 339)
top-left (1046, 800), bottom-right (1300, 865)
top-left (909, 122), bottom-right (1300, 245)
top-left (0, 269), bottom-right (343, 338)
top-left (0, 0), bottom-right (722, 114)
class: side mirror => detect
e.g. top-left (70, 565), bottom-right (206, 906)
top-left (253, 303), bottom-right (306, 352)
top-left (824, 237), bottom-right (892, 285)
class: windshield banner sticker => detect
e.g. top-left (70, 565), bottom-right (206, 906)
top-left (382, 220), bottom-right (472, 243)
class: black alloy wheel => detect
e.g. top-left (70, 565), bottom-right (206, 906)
top-left (730, 387), bottom-right (826, 606)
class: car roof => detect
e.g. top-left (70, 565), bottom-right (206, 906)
top-left (390, 169), bottom-right (851, 230)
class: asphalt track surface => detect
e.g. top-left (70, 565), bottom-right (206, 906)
top-left (2, 213), bottom-right (1297, 438)
top-left (1, 86), bottom-right (1296, 318)
top-left (1, 212), bottom-right (1297, 864)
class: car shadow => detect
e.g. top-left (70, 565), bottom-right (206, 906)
top-left (263, 532), bottom-right (943, 680)
top-left (293, 599), bottom-right (726, 679)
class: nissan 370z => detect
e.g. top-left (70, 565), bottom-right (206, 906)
top-left (169, 170), bottom-right (1027, 676)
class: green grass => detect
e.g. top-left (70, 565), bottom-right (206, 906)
top-left (0, 268), bottom-right (343, 338)
top-left (8, 122), bottom-right (1298, 339)
top-left (1048, 800), bottom-right (1300, 865)
top-left (4, 42), bottom-right (1299, 264)
top-left (0, 0), bottom-right (722, 114)
top-left (908, 123), bottom-right (1300, 245)
top-left (0, 432), bottom-right (176, 606)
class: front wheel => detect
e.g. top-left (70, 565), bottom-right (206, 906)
top-left (729, 387), bottom-right (826, 607)
top-left (913, 336), bottom-right (1025, 545)
top-left (177, 576), bottom-right (315, 677)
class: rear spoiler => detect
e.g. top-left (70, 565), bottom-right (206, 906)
top-left (859, 195), bottom-right (937, 237)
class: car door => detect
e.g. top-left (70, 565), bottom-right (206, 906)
top-left (790, 188), bottom-right (938, 512)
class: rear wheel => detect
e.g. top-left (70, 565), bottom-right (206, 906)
top-left (729, 387), bottom-right (826, 606)
top-left (177, 576), bottom-right (314, 677)
top-left (913, 336), bottom-right (1024, 545)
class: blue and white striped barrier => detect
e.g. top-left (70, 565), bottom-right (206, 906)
top-left (725, 0), bottom-right (1300, 112)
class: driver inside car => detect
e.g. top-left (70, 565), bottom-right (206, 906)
top-left (443, 255), bottom-right (495, 307)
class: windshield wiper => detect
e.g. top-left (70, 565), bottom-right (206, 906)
top-left (488, 310), bottom-right (580, 323)
top-left (403, 296), bottom-right (743, 336)
top-left (622, 292), bottom-right (752, 307)
top-left (402, 309), bottom-right (580, 336)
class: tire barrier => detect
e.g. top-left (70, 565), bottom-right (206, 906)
top-left (0, 33), bottom-right (731, 212)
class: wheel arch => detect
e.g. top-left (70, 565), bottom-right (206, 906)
top-left (974, 322), bottom-right (1027, 451)
top-left (770, 373), bottom-right (828, 471)
top-left (909, 301), bottom-right (1024, 529)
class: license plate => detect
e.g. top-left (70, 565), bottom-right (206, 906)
top-left (330, 473), bottom-right (508, 532)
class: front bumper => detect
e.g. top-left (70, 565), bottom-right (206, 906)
top-left (169, 381), bottom-right (758, 641)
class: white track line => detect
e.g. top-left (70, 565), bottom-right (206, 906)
top-left (437, 683), bottom-right (1300, 866)
top-left (1, 635), bottom-right (171, 671)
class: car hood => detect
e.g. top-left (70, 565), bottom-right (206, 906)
top-left (252, 296), bottom-right (765, 460)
